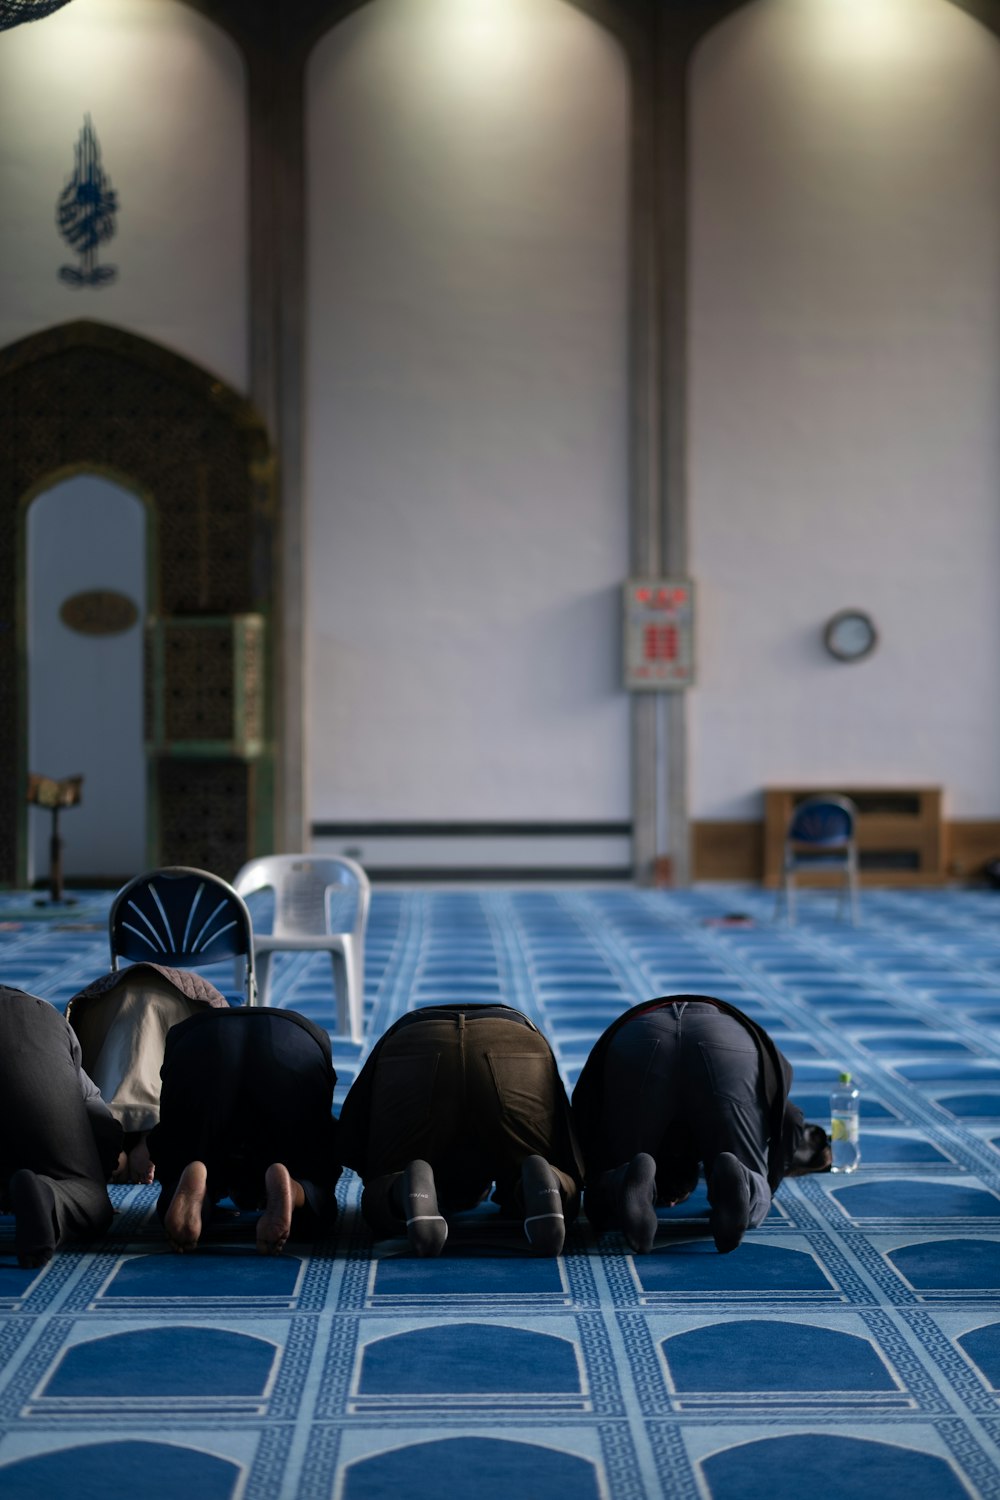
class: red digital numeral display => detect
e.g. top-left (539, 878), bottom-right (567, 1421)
top-left (643, 625), bottom-right (678, 661)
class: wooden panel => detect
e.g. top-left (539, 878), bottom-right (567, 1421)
top-left (693, 821), bottom-right (761, 881)
top-left (695, 811), bottom-right (1000, 887)
top-left (945, 821), bottom-right (1000, 880)
top-left (762, 787), bottom-right (945, 888)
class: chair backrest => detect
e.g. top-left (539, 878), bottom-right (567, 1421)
top-left (786, 795), bottom-right (857, 848)
top-left (109, 866), bottom-right (257, 1002)
top-left (233, 855), bottom-right (371, 940)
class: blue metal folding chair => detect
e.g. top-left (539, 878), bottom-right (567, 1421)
top-left (109, 866), bottom-right (258, 1005)
top-left (776, 795), bottom-right (860, 926)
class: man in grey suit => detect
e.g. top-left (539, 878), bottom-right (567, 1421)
top-left (0, 985), bottom-right (121, 1268)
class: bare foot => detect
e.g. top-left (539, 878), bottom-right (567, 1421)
top-left (257, 1164), bottom-right (305, 1255)
top-left (164, 1161), bottom-right (208, 1252)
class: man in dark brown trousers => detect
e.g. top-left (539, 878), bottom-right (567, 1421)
top-left (338, 1004), bottom-right (583, 1257)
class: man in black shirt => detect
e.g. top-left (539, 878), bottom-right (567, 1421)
top-left (148, 1007), bottom-right (339, 1255)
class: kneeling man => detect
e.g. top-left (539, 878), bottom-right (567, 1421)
top-left (148, 1007), bottom-right (339, 1254)
top-left (0, 985), bottom-right (121, 1267)
top-left (338, 1004), bottom-right (583, 1257)
top-left (572, 995), bottom-right (831, 1254)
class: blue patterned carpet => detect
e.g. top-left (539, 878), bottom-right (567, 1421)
top-left (3, 883), bottom-right (1000, 1498)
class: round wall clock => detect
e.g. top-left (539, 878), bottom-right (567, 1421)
top-left (823, 609), bottom-right (877, 663)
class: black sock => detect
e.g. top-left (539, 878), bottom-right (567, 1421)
top-left (620, 1153), bottom-right (658, 1254)
top-left (708, 1152), bottom-right (751, 1254)
top-left (9, 1169), bottom-right (58, 1269)
top-left (521, 1156), bottom-right (565, 1256)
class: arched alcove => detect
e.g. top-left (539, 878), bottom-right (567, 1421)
top-left (27, 473), bottom-right (148, 883)
top-left (302, 0), bottom-right (632, 876)
top-left (0, 319), bottom-right (275, 885)
top-left (687, 0), bottom-right (1000, 836)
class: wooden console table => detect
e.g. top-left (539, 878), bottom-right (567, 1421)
top-left (763, 786), bottom-right (944, 888)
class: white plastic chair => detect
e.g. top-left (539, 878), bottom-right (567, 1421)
top-left (232, 855), bottom-right (370, 1041)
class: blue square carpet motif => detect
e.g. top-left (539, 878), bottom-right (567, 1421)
top-left (4, 884), bottom-right (1000, 1496)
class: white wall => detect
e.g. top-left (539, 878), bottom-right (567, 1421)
top-left (28, 476), bottom-right (147, 882)
top-left (304, 0), bottom-right (630, 827)
top-left (0, 0), bottom-right (248, 392)
top-left (688, 0), bottom-right (1000, 820)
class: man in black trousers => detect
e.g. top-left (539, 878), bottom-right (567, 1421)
top-left (0, 985), bottom-right (122, 1268)
top-left (572, 995), bottom-right (831, 1255)
top-left (338, 1004), bottom-right (584, 1257)
top-left (148, 1006), bottom-right (339, 1255)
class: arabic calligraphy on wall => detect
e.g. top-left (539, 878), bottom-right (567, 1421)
top-left (56, 114), bottom-right (119, 287)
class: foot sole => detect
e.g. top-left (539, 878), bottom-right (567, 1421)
top-left (257, 1164), bottom-right (295, 1255)
top-left (164, 1161), bottom-right (208, 1253)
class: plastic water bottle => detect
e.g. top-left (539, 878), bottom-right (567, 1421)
top-left (830, 1072), bottom-right (861, 1173)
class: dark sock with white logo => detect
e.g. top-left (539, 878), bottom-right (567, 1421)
top-left (393, 1160), bottom-right (448, 1257)
top-left (521, 1156), bottom-right (565, 1256)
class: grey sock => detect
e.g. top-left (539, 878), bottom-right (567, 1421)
top-left (399, 1160), bottom-right (448, 1258)
top-left (521, 1156), bottom-right (565, 1257)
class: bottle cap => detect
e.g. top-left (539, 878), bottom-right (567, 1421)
top-left (838, 1071), bottom-right (852, 1085)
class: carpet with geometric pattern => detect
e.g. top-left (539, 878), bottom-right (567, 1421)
top-left (2, 883), bottom-right (1000, 1498)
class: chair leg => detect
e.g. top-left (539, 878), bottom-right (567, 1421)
top-left (330, 949), bottom-right (351, 1040)
top-left (835, 871), bottom-right (847, 922)
top-left (329, 943), bottom-right (364, 1044)
top-left (255, 950), bottom-right (273, 1008)
top-left (848, 856), bottom-right (860, 926)
top-left (347, 940), bottom-right (365, 1044)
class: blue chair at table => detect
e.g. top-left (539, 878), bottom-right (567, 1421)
top-left (109, 866), bottom-right (258, 1005)
top-left (776, 795), bottom-right (859, 926)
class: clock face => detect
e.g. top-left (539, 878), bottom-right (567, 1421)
top-left (824, 609), bottom-right (877, 662)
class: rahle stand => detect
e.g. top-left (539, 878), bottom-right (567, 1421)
top-left (35, 804), bottom-right (77, 908)
top-left (27, 774), bottom-right (83, 908)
